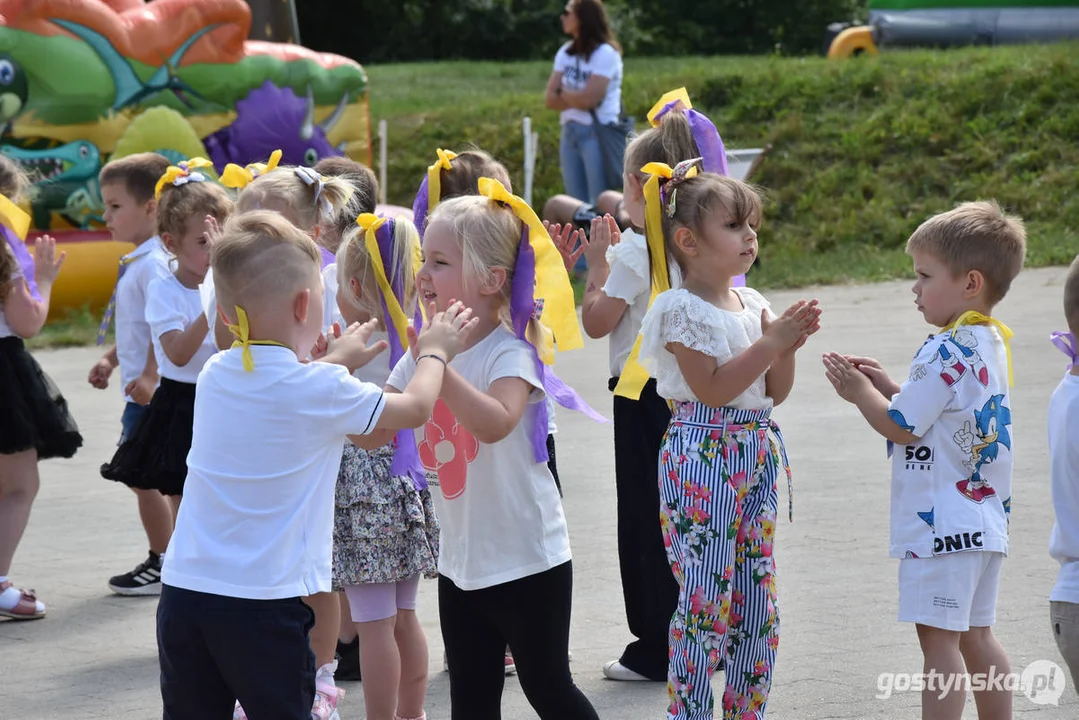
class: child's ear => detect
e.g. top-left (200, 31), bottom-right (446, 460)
top-left (481, 267), bottom-right (507, 296)
top-left (963, 269), bottom-right (986, 299)
top-left (349, 276), bottom-right (362, 300)
top-left (161, 232), bottom-right (175, 253)
top-left (144, 197), bottom-right (158, 218)
top-left (293, 287), bottom-right (311, 323)
top-left (673, 226), bottom-right (697, 257)
top-left (312, 225), bottom-right (322, 242)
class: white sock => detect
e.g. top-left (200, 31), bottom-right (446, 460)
top-left (0, 585), bottom-right (22, 610)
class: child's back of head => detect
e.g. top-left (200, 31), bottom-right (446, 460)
top-left (314, 157), bottom-right (378, 253)
top-left (235, 166), bottom-right (354, 234)
top-left (0, 154), bottom-right (31, 300)
top-left (415, 149), bottom-right (511, 236)
top-left (99, 152), bottom-right (171, 204)
top-left (906, 201), bottom-right (1026, 307)
top-left (625, 112), bottom-right (700, 181)
top-left (157, 173), bottom-right (234, 242)
top-left (336, 216), bottom-right (420, 328)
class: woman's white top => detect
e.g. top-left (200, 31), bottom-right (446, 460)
top-left (553, 41), bottom-right (622, 126)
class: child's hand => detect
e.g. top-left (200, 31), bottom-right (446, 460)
top-left (822, 352), bottom-right (873, 404)
top-left (88, 358), bottom-right (114, 389)
top-left (202, 214), bottom-right (222, 245)
top-left (324, 319), bottom-right (387, 372)
top-left (584, 214), bottom-right (619, 270)
top-left (414, 300), bottom-right (478, 363)
top-left (125, 372), bottom-right (157, 406)
top-left (32, 235), bottom-right (65, 286)
top-left (309, 322), bottom-right (342, 362)
top-left (844, 355), bottom-right (901, 398)
top-left (762, 299), bottom-right (820, 352)
top-left (545, 220), bottom-right (585, 273)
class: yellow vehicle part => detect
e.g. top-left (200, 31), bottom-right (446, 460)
top-left (828, 26), bottom-right (880, 59)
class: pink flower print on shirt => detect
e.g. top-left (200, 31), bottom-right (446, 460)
top-left (418, 400), bottom-right (479, 499)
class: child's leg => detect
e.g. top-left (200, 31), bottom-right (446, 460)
top-left (492, 562), bottom-right (598, 720)
top-left (959, 553), bottom-right (1009, 720)
top-left (392, 576), bottom-right (428, 719)
top-left (134, 486), bottom-right (173, 554)
top-left (157, 586), bottom-right (243, 720)
top-left (339, 592), bottom-right (358, 644)
top-left (661, 430), bottom-right (738, 719)
top-left (916, 624), bottom-right (966, 720)
top-left (344, 581), bottom-right (418, 720)
top-left (0, 449), bottom-right (39, 577)
top-left (303, 591), bottom-right (340, 668)
top-left (438, 574), bottom-right (507, 720)
top-left (723, 465), bottom-right (780, 717)
top-left (1051, 601), bottom-right (1079, 693)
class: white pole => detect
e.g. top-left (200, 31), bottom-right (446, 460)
top-left (378, 119), bottom-right (388, 206)
top-left (523, 116), bottom-right (533, 207)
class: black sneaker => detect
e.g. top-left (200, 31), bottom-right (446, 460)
top-left (107, 551), bottom-right (163, 596)
top-left (334, 637), bottom-right (361, 681)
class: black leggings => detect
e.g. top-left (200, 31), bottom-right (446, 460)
top-left (439, 561), bottom-right (598, 720)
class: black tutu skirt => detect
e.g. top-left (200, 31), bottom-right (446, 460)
top-left (100, 377), bottom-right (194, 496)
top-left (0, 336), bottom-right (82, 459)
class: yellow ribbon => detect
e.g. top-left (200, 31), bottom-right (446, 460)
top-left (220, 149), bottom-right (283, 189)
top-left (613, 161), bottom-right (698, 399)
top-left (476, 177), bottom-right (583, 363)
top-left (356, 213), bottom-right (411, 351)
top-left (0, 192), bottom-right (30, 239)
top-left (154, 157), bottom-right (214, 199)
top-left (227, 305), bottom-right (290, 372)
top-left (942, 311), bottom-right (1015, 386)
top-left (426, 148), bottom-right (457, 218)
top-left (647, 87), bottom-right (693, 127)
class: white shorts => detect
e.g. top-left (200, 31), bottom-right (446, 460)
top-left (898, 551), bottom-right (1003, 631)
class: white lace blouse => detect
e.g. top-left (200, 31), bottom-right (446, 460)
top-left (638, 287), bottom-right (774, 409)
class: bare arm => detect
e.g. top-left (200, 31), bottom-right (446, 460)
top-left (822, 352), bottom-right (918, 445)
top-left (373, 355), bottom-right (447, 431)
top-left (545, 71), bottom-right (569, 111)
top-left (562, 74), bottom-right (610, 111)
top-left (2, 277), bottom-right (50, 338)
top-left (671, 338), bottom-right (781, 409)
top-left (766, 352), bottom-right (796, 406)
top-left (439, 368), bottom-right (532, 444)
top-left (580, 214), bottom-right (629, 339)
top-left (157, 314), bottom-right (210, 368)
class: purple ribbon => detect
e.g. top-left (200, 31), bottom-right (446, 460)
top-left (1052, 331), bottom-right (1078, 368)
top-left (510, 226), bottom-right (609, 464)
top-left (411, 175), bottom-right (430, 241)
top-left (2, 226), bottom-right (41, 301)
top-left (319, 246), bottom-right (335, 270)
top-left (375, 219), bottom-right (428, 491)
top-left (654, 101), bottom-right (729, 176)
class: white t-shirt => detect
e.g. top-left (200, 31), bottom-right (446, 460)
top-left (638, 287), bottom-right (773, 409)
top-left (553, 41), bottom-right (622, 126)
top-left (163, 346), bottom-right (386, 599)
top-left (602, 229), bottom-right (682, 377)
top-left (387, 326), bottom-right (571, 590)
top-left (116, 236), bottom-right (172, 401)
top-left (1049, 373), bottom-right (1079, 603)
top-left (145, 274), bottom-right (216, 384)
top-left (887, 326), bottom-right (1012, 560)
top-left (323, 263), bottom-right (344, 332)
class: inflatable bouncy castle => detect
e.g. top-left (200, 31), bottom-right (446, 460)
top-left (0, 0), bottom-right (370, 317)
top-left (828, 0), bottom-right (1079, 58)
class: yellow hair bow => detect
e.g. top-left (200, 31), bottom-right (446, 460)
top-left (220, 149), bottom-right (283, 189)
top-left (154, 157), bottom-right (214, 199)
top-left (356, 213), bottom-right (411, 351)
top-left (613, 160), bottom-right (699, 399)
top-left (476, 177), bottom-right (583, 362)
top-left (647, 87), bottom-right (693, 127)
top-left (942, 311), bottom-right (1015, 386)
top-left (426, 148), bottom-right (457, 216)
top-left (0, 192), bottom-right (30, 239)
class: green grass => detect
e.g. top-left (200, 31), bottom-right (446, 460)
top-left (27, 305), bottom-right (110, 351)
top-left (367, 44), bottom-right (1079, 289)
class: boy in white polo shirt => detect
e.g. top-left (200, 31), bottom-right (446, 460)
top-left (86, 152), bottom-right (177, 596)
top-left (157, 211), bottom-right (475, 720)
top-left (823, 200), bottom-right (1025, 720)
top-left (1049, 255), bottom-right (1079, 692)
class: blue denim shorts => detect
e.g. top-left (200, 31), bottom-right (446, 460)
top-left (119, 402), bottom-right (147, 445)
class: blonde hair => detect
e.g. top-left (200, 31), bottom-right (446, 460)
top-left (315, 157), bottom-right (378, 253)
top-left (336, 217), bottom-right (420, 326)
top-left (439, 150), bottom-right (511, 200)
top-left (624, 113), bottom-right (700, 181)
top-left (1063, 255), bottom-right (1079, 337)
top-left (906, 200), bottom-right (1027, 306)
top-left (0, 155), bottom-right (31, 300)
top-left (99, 152), bottom-right (171, 203)
top-left (157, 180), bottom-right (233, 242)
top-left (235, 167), bottom-right (353, 232)
top-left (427, 195), bottom-right (545, 345)
top-left (211, 210), bottom-right (321, 318)
top-left (660, 173), bottom-right (763, 277)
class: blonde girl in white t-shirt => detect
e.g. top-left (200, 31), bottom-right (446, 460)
top-left (102, 159), bottom-right (231, 501)
top-left (330, 213), bottom-right (438, 720)
top-left (383, 181), bottom-right (598, 720)
top-left (635, 160), bottom-right (820, 719)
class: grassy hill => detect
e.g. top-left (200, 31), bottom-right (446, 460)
top-left (367, 44), bottom-right (1079, 288)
